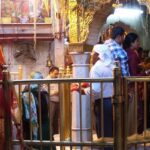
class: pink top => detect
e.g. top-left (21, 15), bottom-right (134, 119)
top-left (126, 48), bottom-right (143, 76)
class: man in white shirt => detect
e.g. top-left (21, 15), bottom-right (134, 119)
top-left (91, 44), bottom-right (101, 65)
top-left (71, 44), bottom-right (114, 150)
top-left (46, 66), bottom-right (59, 134)
top-left (84, 45), bottom-right (113, 98)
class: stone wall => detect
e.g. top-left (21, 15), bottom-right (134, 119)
top-left (3, 41), bottom-right (54, 79)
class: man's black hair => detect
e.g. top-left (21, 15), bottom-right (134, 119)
top-left (111, 26), bottom-right (125, 39)
top-left (49, 66), bottom-right (59, 74)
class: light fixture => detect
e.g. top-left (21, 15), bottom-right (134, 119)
top-left (114, 8), bottom-right (143, 16)
top-left (46, 58), bottom-right (52, 68)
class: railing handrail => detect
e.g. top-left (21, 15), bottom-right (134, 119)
top-left (1, 76), bottom-right (150, 84)
top-left (1, 76), bottom-right (150, 85)
top-left (0, 77), bottom-right (114, 85)
top-left (125, 76), bottom-right (150, 82)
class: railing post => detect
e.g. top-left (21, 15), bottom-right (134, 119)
top-left (113, 61), bottom-right (124, 150)
top-left (2, 65), bottom-right (12, 150)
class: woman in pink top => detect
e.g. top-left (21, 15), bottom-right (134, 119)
top-left (123, 32), bottom-right (141, 76)
top-left (123, 32), bottom-right (144, 134)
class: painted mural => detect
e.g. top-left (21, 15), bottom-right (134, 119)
top-left (1, 0), bottom-right (51, 23)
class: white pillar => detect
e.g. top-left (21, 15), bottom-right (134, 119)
top-left (53, 38), bottom-right (65, 67)
top-left (70, 52), bottom-right (91, 143)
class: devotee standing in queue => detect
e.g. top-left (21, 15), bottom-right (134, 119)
top-left (46, 66), bottom-right (60, 135)
top-left (71, 44), bottom-right (114, 150)
top-left (91, 44), bottom-right (101, 65)
top-left (105, 26), bottom-right (130, 76)
top-left (123, 32), bottom-right (144, 135)
top-left (123, 33), bottom-right (142, 76)
top-left (22, 71), bottom-right (54, 150)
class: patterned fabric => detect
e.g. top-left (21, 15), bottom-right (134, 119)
top-left (105, 39), bottom-right (130, 76)
top-left (22, 92), bottom-right (38, 139)
top-left (30, 71), bottom-right (43, 79)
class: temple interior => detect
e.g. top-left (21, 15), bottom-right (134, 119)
top-left (0, 0), bottom-right (150, 150)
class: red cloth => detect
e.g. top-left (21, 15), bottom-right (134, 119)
top-left (0, 46), bottom-right (5, 149)
top-left (71, 82), bottom-right (90, 92)
top-left (71, 83), bottom-right (79, 92)
top-left (126, 48), bottom-right (144, 76)
top-left (0, 45), bottom-right (21, 148)
top-left (0, 45), bottom-right (5, 65)
top-left (0, 45), bottom-right (5, 118)
top-left (0, 69), bottom-right (4, 118)
top-left (22, 1), bottom-right (29, 14)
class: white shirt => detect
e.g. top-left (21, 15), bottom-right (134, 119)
top-left (84, 60), bottom-right (113, 100)
top-left (46, 76), bottom-right (59, 102)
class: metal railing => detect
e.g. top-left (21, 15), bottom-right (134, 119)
top-left (10, 79), bottom-right (115, 150)
top-left (1, 65), bottom-right (150, 150)
top-left (124, 76), bottom-right (150, 150)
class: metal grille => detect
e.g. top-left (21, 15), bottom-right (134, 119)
top-left (10, 78), bottom-right (114, 150)
top-left (124, 77), bottom-right (150, 150)
top-left (2, 67), bottom-right (150, 150)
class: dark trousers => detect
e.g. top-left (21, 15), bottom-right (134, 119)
top-left (94, 98), bottom-right (113, 150)
top-left (50, 101), bottom-right (60, 134)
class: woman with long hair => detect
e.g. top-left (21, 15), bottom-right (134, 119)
top-left (123, 32), bottom-right (141, 76)
top-left (123, 32), bottom-right (145, 135)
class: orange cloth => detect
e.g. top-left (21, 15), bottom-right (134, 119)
top-left (0, 45), bottom-right (5, 118)
top-left (0, 45), bottom-right (5, 65)
top-left (0, 45), bottom-right (21, 145)
top-left (0, 45), bottom-right (5, 149)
